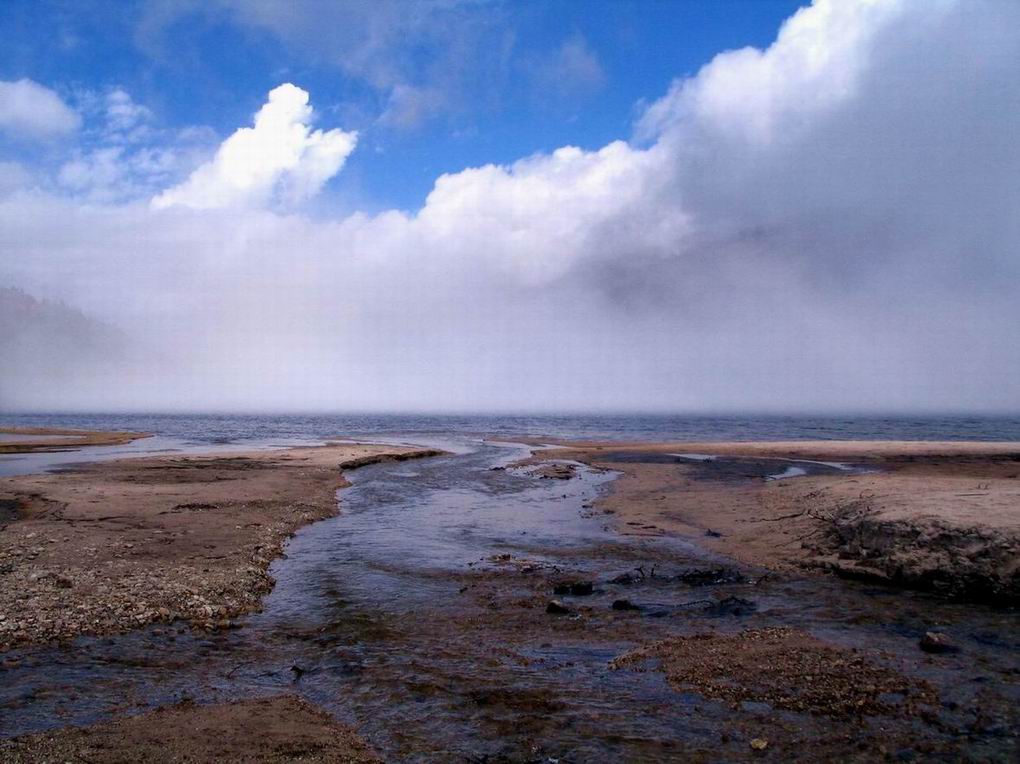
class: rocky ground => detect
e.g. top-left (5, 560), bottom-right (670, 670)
top-left (0, 695), bottom-right (380, 763)
top-left (0, 443), bottom-right (441, 649)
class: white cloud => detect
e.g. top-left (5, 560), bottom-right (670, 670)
top-left (528, 34), bottom-right (605, 104)
top-left (102, 89), bottom-right (154, 139)
top-left (53, 87), bottom-right (217, 204)
top-left (2, 0), bottom-right (1019, 413)
top-left (0, 79), bottom-right (80, 139)
top-left (151, 83), bottom-right (357, 210)
top-left (138, 0), bottom-right (513, 130)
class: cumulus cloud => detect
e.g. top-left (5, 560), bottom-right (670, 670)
top-left (0, 79), bottom-right (80, 139)
top-left (152, 84), bottom-right (357, 210)
top-left (2, 0), bottom-right (1019, 413)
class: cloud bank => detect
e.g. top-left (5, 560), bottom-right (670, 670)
top-left (1, 0), bottom-right (1018, 414)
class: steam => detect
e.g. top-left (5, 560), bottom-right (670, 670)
top-left (1, 0), bottom-right (1018, 414)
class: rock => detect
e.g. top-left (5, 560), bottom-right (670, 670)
top-left (611, 599), bottom-right (640, 611)
top-left (546, 600), bottom-right (570, 615)
top-left (554, 581), bottom-right (593, 596)
top-left (750, 738), bottom-right (769, 751)
top-left (705, 596), bottom-right (757, 617)
top-left (533, 463), bottom-right (576, 480)
top-left (677, 567), bottom-right (747, 586)
top-left (919, 631), bottom-right (959, 654)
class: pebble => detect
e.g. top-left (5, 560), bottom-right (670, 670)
top-left (919, 631), bottom-right (959, 654)
top-left (546, 600), bottom-right (570, 615)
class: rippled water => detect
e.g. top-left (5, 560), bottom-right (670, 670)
top-left (2, 438), bottom-right (1018, 760)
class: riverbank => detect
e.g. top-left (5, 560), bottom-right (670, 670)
top-left (0, 441), bottom-right (441, 649)
top-left (534, 440), bottom-right (1020, 604)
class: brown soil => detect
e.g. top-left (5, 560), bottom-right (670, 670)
top-left (543, 440), bottom-right (1020, 603)
top-left (0, 443), bottom-right (441, 649)
top-left (0, 426), bottom-right (149, 453)
top-left (611, 626), bottom-right (936, 717)
top-left (0, 695), bottom-right (380, 763)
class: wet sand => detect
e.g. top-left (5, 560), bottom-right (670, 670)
top-left (0, 426), bottom-right (149, 454)
top-left (538, 440), bottom-right (1020, 604)
top-left (0, 441), bottom-right (441, 649)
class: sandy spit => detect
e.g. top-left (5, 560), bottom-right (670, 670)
top-left (0, 426), bottom-right (150, 454)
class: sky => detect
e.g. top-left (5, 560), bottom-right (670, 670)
top-left (0, 0), bottom-right (1018, 414)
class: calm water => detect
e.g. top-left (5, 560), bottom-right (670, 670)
top-left (3, 412), bottom-right (1020, 444)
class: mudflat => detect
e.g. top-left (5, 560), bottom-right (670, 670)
top-left (543, 440), bottom-right (1020, 603)
top-left (0, 441), bottom-right (441, 649)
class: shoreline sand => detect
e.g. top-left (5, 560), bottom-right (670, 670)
top-left (537, 440), bottom-right (1020, 604)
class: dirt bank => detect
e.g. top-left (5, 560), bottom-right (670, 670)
top-left (0, 426), bottom-right (149, 454)
top-left (0, 695), bottom-right (380, 763)
top-left (0, 443), bottom-right (441, 649)
top-left (542, 440), bottom-right (1020, 604)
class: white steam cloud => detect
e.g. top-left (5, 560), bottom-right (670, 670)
top-left (1, 0), bottom-right (1018, 414)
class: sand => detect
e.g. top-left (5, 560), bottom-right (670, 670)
top-left (0, 441), bottom-right (441, 649)
top-left (0, 695), bottom-right (380, 763)
top-left (0, 426), bottom-right (149, 454)
top-left (544, 440), bottom-right (1020, 603)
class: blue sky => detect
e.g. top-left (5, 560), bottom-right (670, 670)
top-left (0, 0), bottom-right (802, 210)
